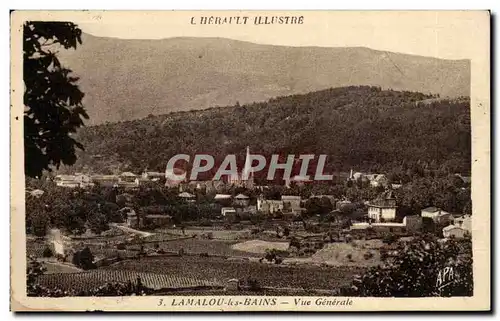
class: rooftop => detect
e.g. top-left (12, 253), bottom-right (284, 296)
top-left (443, 225), bottom-right (465, 231)
top-left (282, 195), bottom-right (301, 200)
top-left (422, 207), bottom-right (450, 215)
top-left (178, 192), bottom-right (195, 198)
top-left (121, 172), bottom-right (137, 177)
top-left (145, 214), bottom-right (172, 219)
top-left (214, 194), bottom-right (232, 199)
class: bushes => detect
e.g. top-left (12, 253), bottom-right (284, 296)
top-left (251, 227), bottom-right (263, 235)
top-left (72, 247), bottom-right (96, 270)
top-left (349, 235), bottom-right (473, 297)
top-left (314, 241), bottom-right (325, 250)
top-left (245, 278), bottom-right (261, 291)
top-left (382, 233), bottom-right (398, 245)
top-left (199, 218), bottom-right (212, 227)
top-left (42, 247), bottom-right (53, 258)
top-left (264, 248), bottom-right (289, 264)
top-left (298, 248), bottom-right (316, 257)
top-left (380, 249), bottom-right (389, 261)
top-left (289, 237), bottom-right (301, 249)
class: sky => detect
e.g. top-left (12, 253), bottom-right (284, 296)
top-left (11, 10), bottom-right (489, 60)
top-left (67, 11), bottom-right (488, 60)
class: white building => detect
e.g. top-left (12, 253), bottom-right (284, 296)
top-left (284, 175), bottom-right (312, 188)
top-left (221, 207), bottom-right (237, 218)
top-left (281, 195), bottom-right (303, 214)
top-left (257, 198), bottom-right (284, 214)
top-left (234, 194), bottom-right (250, 207)
top-left (443, 225), bottom-right (468, 238)
top-left (122, 207), bottom-right (138, 228)
top-left (367, 190), bottom-right (397, 222)
top-left (142, 171), bottom-right (165, 181)
top-left (369, 174), bottom-right (389, 188)
top-left (453, 215), bottom-right (472, 233)
top-left (214, 194), bottom-right (232, 201)
top-left (54, 175), bottom-right (80, 188)
top-left (350, 215), bottom-right (421, 234)
top-left (178, 192), bottom-right (196, 202)
top-left (421, 207), bottom-right (453, 225)
top-left (54, 174), bottom-right (93, 188)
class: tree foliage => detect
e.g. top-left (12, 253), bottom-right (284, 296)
top-left (70, 86), bottom-right (470, 177)
top-left (395, 174), bottom-right (471, 216)
top-left (72, 247), bottom-right (96, 270)
top-left (346, 235), bottom-right (473, 297)
top-left (24, 21), bottom-right (88, 178)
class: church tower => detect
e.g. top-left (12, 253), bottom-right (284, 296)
top-left (242, 146), bottom-right (254, 189)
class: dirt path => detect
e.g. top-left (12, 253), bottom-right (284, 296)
top-left (42, 261), bottom-right (83, 274)
top-left (109, 223), bottom-right (154, 238)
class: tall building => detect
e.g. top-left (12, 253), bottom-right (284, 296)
top-left (230, 146), bottom-right (254, 189)
top-left (242, 146), bottom-right (254, 189)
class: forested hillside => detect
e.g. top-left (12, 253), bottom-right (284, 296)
top-left (70, 86), bottom-right (470, 176)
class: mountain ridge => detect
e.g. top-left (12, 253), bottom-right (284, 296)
top-left (77, 34), bottom-right (471, 60)
top-left (59, 33), bottom-right (470, 125)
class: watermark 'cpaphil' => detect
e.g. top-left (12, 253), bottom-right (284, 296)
top-left (165, 152), bottom-right (334, 182)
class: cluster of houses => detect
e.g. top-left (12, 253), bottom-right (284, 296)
top-left (53, 171), bottom-right (166, 189)
top-left (145, 187), bottom-right (472, 239)
top-left (349, 190), bottom-right (472, 238)
top-left (123, 207), bottom-right (174, 229)
top-left (51, 161), bottom-right (471, 239)
top-left (217, 194), bottom-right (306, 221)
top-left (348, 170), bottom-right (397, 188)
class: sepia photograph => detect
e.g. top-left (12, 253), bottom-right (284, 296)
top-left (10, 10), bottom-right (490, 311)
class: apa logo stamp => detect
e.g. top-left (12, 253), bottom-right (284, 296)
top-left (436, 266), bottom-right (457, 291)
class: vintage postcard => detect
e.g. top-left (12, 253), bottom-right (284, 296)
top-left (10, 10), bottom-right (490, 311)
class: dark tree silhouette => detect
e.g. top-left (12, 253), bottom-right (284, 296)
top-left (23, 21), bottom-right (88, 178)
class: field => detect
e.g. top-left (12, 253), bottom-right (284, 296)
top-left (286, 239), bottom-right (384, 267)
top-left (128, 238), bottom-right (263, 257)
top-left (37, 270), bottom-right (223, 293)
top-left (104, 256), bottom-right (365, 290)
top-left (231, 240), bottom-right (289, 254)
top-left (28, 230), bottom-right (375, 292)
top-left (43, 262), bottom-right (83, 274)
top-left (157, 228), bottom-right (255, 240)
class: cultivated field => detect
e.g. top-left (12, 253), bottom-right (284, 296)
top-left (286, 239), bottom-right (384, 267)
top-left (37, 270), bottom-right (223, 293)
top-left (104, 256), bottom-right (365, 290)
top-left (231, 240), bottom-right (289, 254)
top-left (144, 238), bottom-right (262, 257)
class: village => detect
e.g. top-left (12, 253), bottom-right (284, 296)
top-left (25, 146), bottom-right (473, 297)
top-left (46, 150), bottom-right (472, 241)
top-left (48, 171), bottom-right (472, 239)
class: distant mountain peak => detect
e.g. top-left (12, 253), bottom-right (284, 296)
top-left (59, 34), bottom-right (470, 125)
